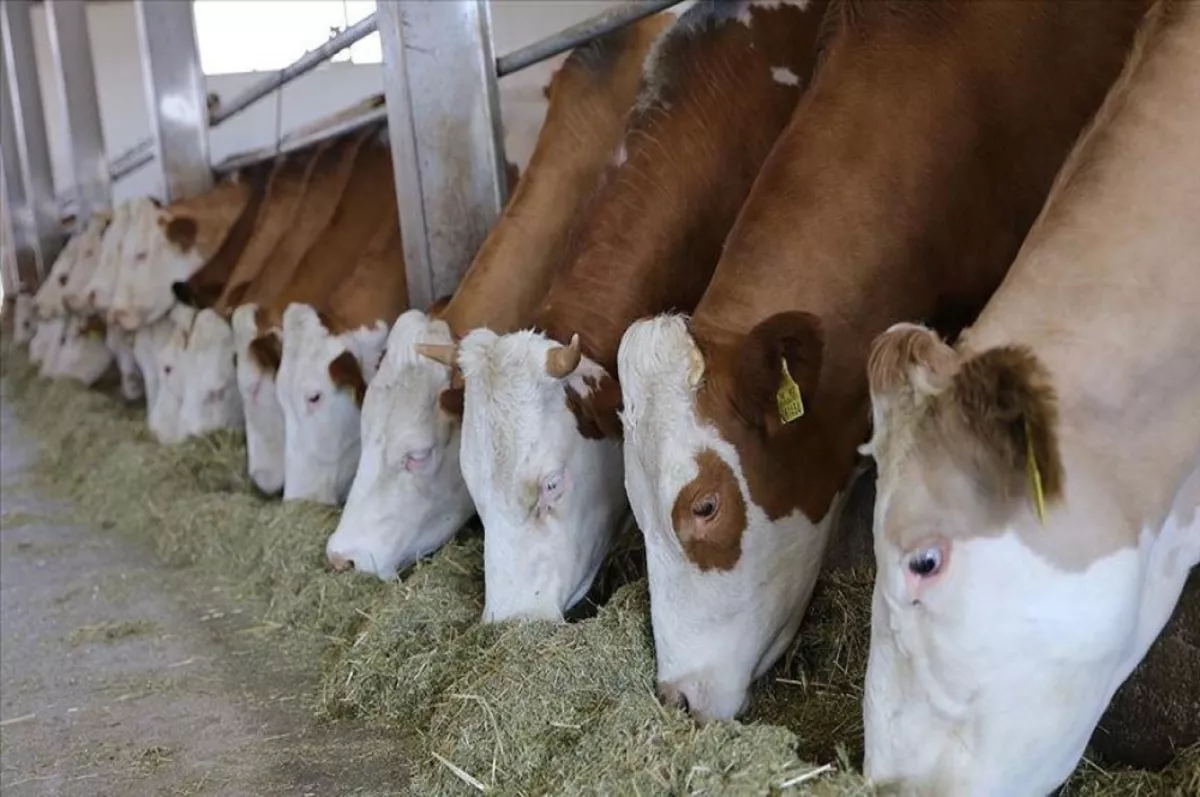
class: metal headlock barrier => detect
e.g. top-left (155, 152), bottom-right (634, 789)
top-left (1, 0), bottom-right (683, 308)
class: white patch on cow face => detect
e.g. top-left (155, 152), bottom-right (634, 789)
top-left (457, 328), bottom-right (625, 623)
top-left (175, 309), bottom-right (242, 439)
top-left (47, 315), bottom-right (114, 386)
top-left (277, 303), bottom-right (387, 505)
top-left (771, 66), bottom-right (800, 86)
top-left (80, 199), bottom-right (151, 315)
top-left (232, 304), bottom-right (284, 494)
top-left (148, 306), bottom-right (196, 445)
top-left (31, 316), bottom-right (65, 370)
top-left (737, 0), bottom-right (810, 26)
top-left (105, 324), bottom-right (144, 402)
top-left (862, 458), bottom-right (1200, 796)
top-left (14, 294), bottom-right (36, 345)
top-left (327, 310), bottom-right (475, 579)
top-left (110, 210), bottom-right (204, 331)
top-left (617, 315), bottom-right (837, 721)
top-left (62, 212), bottom-right (117, 314)
top-left (133, 313), bottom-right (176, 412)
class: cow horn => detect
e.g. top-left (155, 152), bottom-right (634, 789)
top-left (546, 334), bottom-right (582, 379)
top-left (416, 342), bottom-right (458, 368)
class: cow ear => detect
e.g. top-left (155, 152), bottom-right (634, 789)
top-left (732, 311), bottom-right (823, 436)
top-left (165, 216), bottom-right (198, 251)
top-left (565, 371), bottom-right (623, 440)
top-left (945, 346), bottom-right (1065, 515)
top-left (863, 323), bottom-right (959, 457)
top-left (329, 351), bottom-right (367, 406)
top-left (248, 333), bottom-right (282, 374)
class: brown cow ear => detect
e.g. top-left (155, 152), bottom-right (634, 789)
top-left (330, 351), bottom-right (367, 406)
top-left (426, 295), bottom-right (454, 318)
top-left (565, 372), bottom-right (623, 441)
top-left (165, 216), bottom-right (198, 251)
top-left (248, 333), bottom-right (282, 374)
top-left (732, 311), bottom-right (823, 435)
top-left (945, 346), bottom-right (1064, 516)
top-left (438, 386), bottom-right (464, 420)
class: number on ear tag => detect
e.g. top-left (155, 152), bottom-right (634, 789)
top-left (776, 358), bottom-right (805, 425)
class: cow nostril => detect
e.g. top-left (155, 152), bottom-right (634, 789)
top-left (656, 682), bottom-right (689, 714)
top-left (328, 553), bottom-right (353, 572)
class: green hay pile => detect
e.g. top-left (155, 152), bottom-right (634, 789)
top-left (2, 340), bottom-right (1193, 796)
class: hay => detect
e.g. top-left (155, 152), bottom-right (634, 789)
top-left (1, 338), bottom-right (1193, 796)
top-left (69, 619), bottom-right (159, 646)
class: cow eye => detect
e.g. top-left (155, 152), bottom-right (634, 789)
top-left (306, 392), bottom-right (322, 406)
top-left (692, 495), bottom-right (718, 520)
top-left (540, 471), bottom-right (565, 504)
top-left (58, 274), bottom-right (68, 286)
top-left (163, 365), bottom-right (173, 375)
top-left (908, 545), bottom-right (944, 578)
top-left (406, 447), bottom-right (432, 463)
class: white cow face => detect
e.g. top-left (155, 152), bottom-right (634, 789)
top-left (30, 316), bottom-right (64, 369)
top-left (232, 304), bottom-right (285, 494)
top-left (278, 304), bottom-right (388, 505)
top-left (616, 315), bottom-right (838, 722)
top-left (858, 324), bottom-right (1190, 796)
top-left (147, 305), bottom-right (197, 445)
top-left (177, 309), bottom-right (242, 439)
top-left (61, 212), bottom-right (114, 314)
top-left (326, 310), bottom-right (473, 579)
top-left (13, 293), bottom-right (36, 345)
top-left (76, 199), bottom-right (151, 315)
top-left (34, 236), bottom-right (81, 318)
top-left (456, 328), bottom-right (625, 623)
top-left (133, 312), bottom-right (178, 413)
top-left (105, 324), bottom-right (144, 402)
top-left (110, 212), bottom-right (205, 331)
top-left (47, 315), bottom-right (114, 386)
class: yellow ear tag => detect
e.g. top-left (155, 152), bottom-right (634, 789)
top-left (1025, 417), bottom-right (1046, 524)
top-left (86, 328), bottom-right (104, 341)
top-left (776, 358), bottom-right (805, 425)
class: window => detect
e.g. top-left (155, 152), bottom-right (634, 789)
top-left (193, 0), bottom-right (381, 76)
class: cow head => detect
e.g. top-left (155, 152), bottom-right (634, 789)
top-left (326, 309), bottom-right (474, 580)
top-left (105, 324), bottom-right (145, 402)
top-left (176, 308), bottom-right (242, 439)
top-left (34, 236), bottom-right (81, 319)
top-left (452, 328), bottom-right (624, 623)
top-left (617, 313), bottom-right (843, 722)
top-left (148, 305), bottom-right (197, 444)
top-left (276, 304), bottom-right (388, 505)
top-left (232, 304), bottom-right (285, 494)
top-left (13, 293), bottom-right (36, 345)
top-left (61, 212), bottom-right (115, 314)
top-left (109, 209), bottom-right (204, 331)
top-left (46, 314), bottom-right (114, 386)
top-left (133, 312), bottom-right (178, 412)
top-left (80, 199), bottom-right (154, 316)
top-left (859, 323), bottom-right (1150, 796)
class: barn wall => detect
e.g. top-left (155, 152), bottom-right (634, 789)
top-left (25, 0), bottom-right (628, 204)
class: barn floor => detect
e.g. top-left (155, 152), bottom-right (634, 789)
top-left (0, 386), bottom-right (410, 796)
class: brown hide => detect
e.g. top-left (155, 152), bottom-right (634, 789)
top-left (322, 209), bottom-right (407, 334)
top-left (439, 13), bottom-right (674, 339)
top-left (173, 163), bottom-right (272, 309)
top-left (534, 0), bottom-right (830, 430)
top-left (252, 135), bottom-right (395, 336)
top-left (160, 173), bottom-right (254, 262)
top-left (687, 0), bottom-right (1151, 534)
top-left (240, 128), bottom-right (374, 312)
top-left (213, 144), bottom-right (328, 314)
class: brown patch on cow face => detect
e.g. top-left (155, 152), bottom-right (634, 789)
top-left (694, 312), bottom-right (858, 525)
top-left (438, 386), bottom-right (464, 420)
top-left (248, 333), bottom-right (282, 375)
top-left (165, 216), bottom-right (199, 251)
top-left (671, 449), bottom-right (748, 571)
top-left (564, 372), bottom-right (623, 441)
top-left (329, 351), bottom-right (366, 406)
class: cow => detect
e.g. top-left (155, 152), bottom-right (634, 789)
top-left (147, 303), bottom-right (200, 444)
top-left (427, 0), bottom-right (829, 623)
top-left (229, 128), bottom-right (384, 490)
top-left (616, 0), bottom-right (1151, 722)
top-left (108, 170), bottom-right (260, 331)
top-left (323, 14), bottom-right (674, 579)
top-left (42, 313), bottom-right (113, 385)
top-left (55, 212), bottom-right (112, 316)
top-left (276, 211), bottom-right (405, 503)
top-left (74, 198), bottom-right (158, 316)
top-left (860, 3), bottom-right (1199, 793)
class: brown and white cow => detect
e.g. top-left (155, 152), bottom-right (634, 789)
top-left (617, 0), bottom-right (1150, 721)
top-left (433, 0), bottom-right (830, 622)
top-left (323, 14), bottom-right (672, 578)
top-left (862, 3), bottom-right (1199, 793)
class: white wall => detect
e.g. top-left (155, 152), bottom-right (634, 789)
top-left (28, 0), bottom-right (630, 206)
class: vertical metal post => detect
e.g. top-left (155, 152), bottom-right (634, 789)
top-left (46, 0), bottom-right (111, 222)
top-left (133, 0), bottom-right (212, 201)
top-left (1, 156), bottom-right (19, 300)
top-left (1, 0), bottom-right (63, 290)
top-left (377, 0), bottom-right (508, 310)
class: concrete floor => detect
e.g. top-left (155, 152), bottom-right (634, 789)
top-left (0, 386), bottom-right (412, 796)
